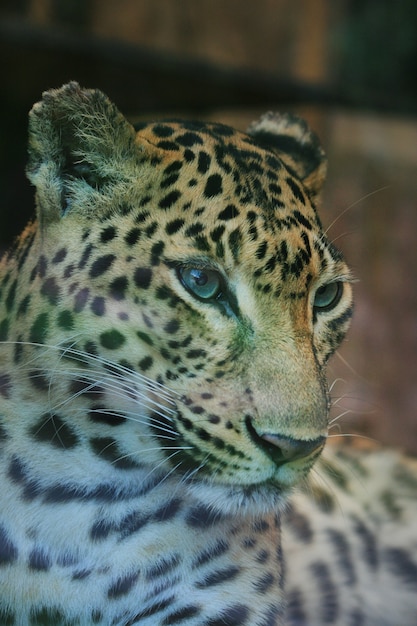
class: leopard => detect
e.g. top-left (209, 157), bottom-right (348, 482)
top-left (0, 82), bottom-right (416, 626)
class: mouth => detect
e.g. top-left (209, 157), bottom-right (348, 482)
top-left (159, 407), bottom-right (325, 501)
top-left (184, 473), bottom-right (290, 516)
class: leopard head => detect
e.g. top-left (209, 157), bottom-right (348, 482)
top-left (1, 83), bottom-right (353, 513)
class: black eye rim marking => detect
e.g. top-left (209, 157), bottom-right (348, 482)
top-left (313, 281), bottom-right (344, 314)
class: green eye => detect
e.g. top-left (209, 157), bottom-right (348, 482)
top-left (178, 267), bottom-right (222, 301)
top-left (313, 281), bottom-right (343, 313)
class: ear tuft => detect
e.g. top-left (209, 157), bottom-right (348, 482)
top-left (247, 112), bottom-right (327, 203)
top-left (26, 82), bottom-right (138, 224)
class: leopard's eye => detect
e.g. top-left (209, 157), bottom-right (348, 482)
top-left (313, 281), bottom-right (343, 313)
top-left (178, 267), bottom-right (222, 301)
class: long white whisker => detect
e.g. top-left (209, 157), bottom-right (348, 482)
top-left (112, 447), bottom-right (193, 467)
top-left (328, 409), bottom-right (355, 425)
top-left (324, 186), bottom-right (390, 235)
top-left (4, 340), bottom-right (180, 401)
top-left (136, 452), bottom-right (190, 490)
top-left (327, 432), bottom-right (378, 443)
top-left (328, 378), bottom-right (347, 394)
top-left (329, 230), bottom-right (357, 244)
top-left (330, 394), bottom-right (351, 408)
top-left (44, 369), bottom-right (176, 417)
top-left (84, 408), bottom-right (178, 438)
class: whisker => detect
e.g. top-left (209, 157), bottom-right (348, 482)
top-left (46, 369), bottom-right (176, 416)
top-left (111, 446), bottom-right (192, 468)
top-left (180, 454), bottom-right (210, 485)
top-left (30, 414), bottom-right (71, 448)
top-left (327, 432), bottom-right (378, 443)
top-left (330, 394), bottom-right (351, 408)
top-left (333, 350), bottom-right (362, 378)
top-left (4, 339), bottom-right (179, 402)
top-left (85, 408), bottom-right (178, 438)
top-left (136, 451), bottom-right (190, 491)
top-left (328, 230), bottom-right (357, 244)
top-left (328, 378), bottom-right (347, 394)
top-left (324, 186), bottom-right (390, 236)
top-left (21, 351), bottom-right (178, 416)
top-left (307, 463), bottom-right (350, 520)
top-left (328, 409), bottom-right (355, 425)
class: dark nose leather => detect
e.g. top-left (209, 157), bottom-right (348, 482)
top-left (258, 433), bottom-right (326, 465)
top-left (246, 417), bottom-right (326, 466)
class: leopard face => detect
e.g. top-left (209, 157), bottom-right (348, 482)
top-left (0, 83), bottom-right (352, 514)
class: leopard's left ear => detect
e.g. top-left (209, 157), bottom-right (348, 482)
top-left (26, 82), bottom-right (151, 226)
top-left (247, 112), bottom-right (327, 203)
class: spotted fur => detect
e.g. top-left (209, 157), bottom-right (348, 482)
top-left (0, 83), bottom-right (415, 625)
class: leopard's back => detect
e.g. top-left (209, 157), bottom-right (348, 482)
top-left (285, 443), bottom-right (417, 625)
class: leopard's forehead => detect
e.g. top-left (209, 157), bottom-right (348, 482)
top-left (134, 118), bottom-right (315, 216)
top-left (120, 119), bottom-right (329, 296)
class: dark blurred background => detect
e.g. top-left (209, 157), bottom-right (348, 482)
top-left (1, 0), bottom-right (416, 452)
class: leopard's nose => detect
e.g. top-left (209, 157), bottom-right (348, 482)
top-left (245, 417), bottom-right (326, 466)
top-left (258, 432), bottom-right (326, 465)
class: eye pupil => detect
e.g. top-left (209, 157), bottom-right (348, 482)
top-left (190, 269), bottom-right (208, 287)
top-left (314, 281), bottom-right (343, 312)
top-left (178, 266), bottom-right (222, 301)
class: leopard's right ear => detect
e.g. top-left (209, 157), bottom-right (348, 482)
top-left (247, 112), bottom-right (327, 205)
top-left (26, 82), bottom-right (150, 226)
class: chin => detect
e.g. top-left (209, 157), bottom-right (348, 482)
top-left (185, 477), bottom-right (290, 517)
